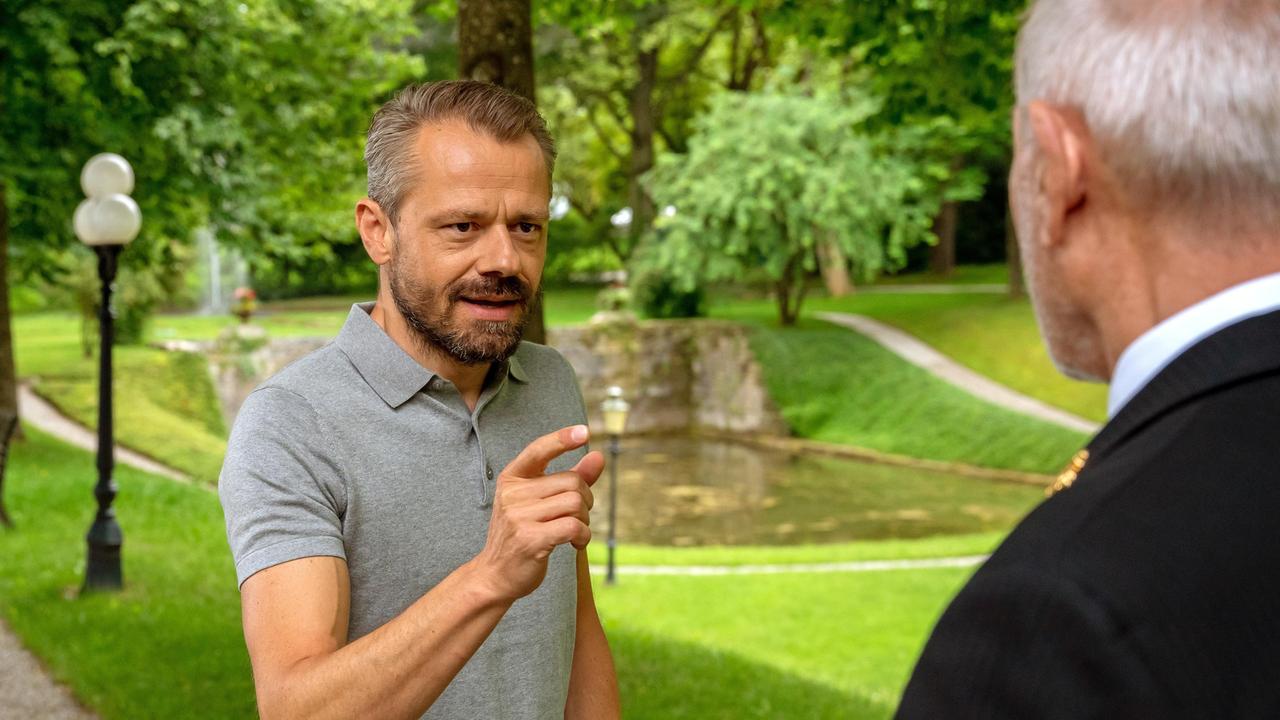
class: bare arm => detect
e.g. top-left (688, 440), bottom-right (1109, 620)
top-left (564, 550), bottom-right (621, 719)
top-left (240, 426), bottom-right (605, 720)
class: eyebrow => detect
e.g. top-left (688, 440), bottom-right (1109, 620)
top-left (425, 208), bottom-right (551, 225)
top-left (510, 210), bottom-right (551, 224)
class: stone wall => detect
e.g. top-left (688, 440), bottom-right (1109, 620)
top-left (195, 317), bottom-right (787, 437)
top-left (550, 317), bottom-right (787, 436)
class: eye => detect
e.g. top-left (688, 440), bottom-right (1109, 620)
top-left (453, 222), bottom-right (474, 233)
top-left (516, 222), bottom-right (539, 234)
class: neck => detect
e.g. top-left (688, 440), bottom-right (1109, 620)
top-left (1086, 219), bottom-right (1280, 376)
top-left (369, 291), bottom-right (491, 410)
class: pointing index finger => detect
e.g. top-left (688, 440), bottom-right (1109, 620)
top-left (505, 425), bottom-right (590, 478)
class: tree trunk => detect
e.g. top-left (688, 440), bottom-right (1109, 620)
top-left (457, 0), bottom-right (546, 344)
top-left (775, 252), bottom-right (808, 326)
top-left (817, 237), bottom-right (853, 297)
top-left (929, 200), bottom-right (958, 278)
top-left (627, 43), bottom-right (659, 246)
top-left (0, 179), bottom-right (20, 528)
top-left (1005, 205), bottom-right (1026, 298)
top-left (457, 0), bottom-right (536, 101)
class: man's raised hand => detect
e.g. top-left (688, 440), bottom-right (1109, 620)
top-left (473, 425), bottom-right (605, 602)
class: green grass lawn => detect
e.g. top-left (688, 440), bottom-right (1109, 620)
top-left (1, 427), bottom-right (979, 719)
top-left (712, 309), bottom-right (1088, 474)
top-left (805, 292), bottom-right (1108, 422)
top-left (0, 429), bottom-right (254, 719)
top-left (870, 262), bottom-right (1009, 286)
top-left (707, 287), bottom-right (1107, 424)
top-left (16, 313), bottom-right (228, 482)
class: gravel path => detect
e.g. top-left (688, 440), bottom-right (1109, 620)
top-left (816, 312), bottom-right (1101, 435)
top-left (0, 619), bottom-right (98, 720)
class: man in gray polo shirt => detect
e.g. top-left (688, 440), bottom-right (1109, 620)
top-left (219, 81), bottom-right (620, 719)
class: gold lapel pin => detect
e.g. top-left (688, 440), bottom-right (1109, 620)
top-left (1046, 449), bottom-right (1090, 497)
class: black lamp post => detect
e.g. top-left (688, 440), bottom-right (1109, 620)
top-left (600, 386), bottom-right (630, 585)
top-left (73, 153), bottom-right (142, 592)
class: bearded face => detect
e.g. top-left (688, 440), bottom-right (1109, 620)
top-left (387, 250), bottom-right (534, 365)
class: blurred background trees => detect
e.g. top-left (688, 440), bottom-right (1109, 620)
top-left (0, 0), bottom-right (1025, 412)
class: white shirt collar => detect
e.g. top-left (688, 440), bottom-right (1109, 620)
top-left (1108, 272), bottom-right (1280, 418)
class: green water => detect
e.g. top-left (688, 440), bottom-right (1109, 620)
top-left (590, 436), bottom-right (1044, 546)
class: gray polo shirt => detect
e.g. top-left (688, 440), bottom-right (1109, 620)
top-left (219, 302), bottom-right (588, 720)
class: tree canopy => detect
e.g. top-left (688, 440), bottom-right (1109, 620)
top-left (642, 84), bottom-right (975, 325)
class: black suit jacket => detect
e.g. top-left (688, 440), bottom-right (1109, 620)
top-left (897, 309), bottom-right (1280, 719)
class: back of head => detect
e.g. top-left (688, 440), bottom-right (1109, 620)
top-left (364, 81), bottom-right (557, 227)
top-left (1016, 0), bottom-right (1280, 238)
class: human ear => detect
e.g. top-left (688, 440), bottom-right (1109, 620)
top-left (1026, 101), bottom-right (1089, 249)
top-left (356, 198), bottom-right (395, 266)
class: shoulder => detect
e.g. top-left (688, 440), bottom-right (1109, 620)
top-left (254, 342), bottom-right (353, 400)
top-left (513, 341), bottom-right (576, 375)
top-left (231, 343), bottom-right (364, 432)
top-left (898, 559), bottom-right (1166, 719)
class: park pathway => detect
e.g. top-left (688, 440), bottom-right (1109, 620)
top-left (0, 619), bottom-right (98, 720)
top-left (816, 312), bottom-right (1101, 435)
top-left (591, 554), bottom-right (988, 577)
top-left (18, 384), bottom-right (192, 483)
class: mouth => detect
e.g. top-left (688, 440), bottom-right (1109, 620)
top-left (457, 295), bottom-right (524, 321)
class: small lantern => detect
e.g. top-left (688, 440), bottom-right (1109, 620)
top-left (601, 386), bottom-right (630, 436)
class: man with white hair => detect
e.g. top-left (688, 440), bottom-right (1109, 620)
top-left (898, 1), bottom-right (1280, 716)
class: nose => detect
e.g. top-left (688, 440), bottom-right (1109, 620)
top-left (475, 225), bottom-right (520, 278)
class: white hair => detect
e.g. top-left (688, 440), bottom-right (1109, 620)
top-left (1015, 0), bottom-right (1280, 230)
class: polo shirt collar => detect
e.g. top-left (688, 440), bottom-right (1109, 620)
top-left (336, 302), bottom-right (529, 409)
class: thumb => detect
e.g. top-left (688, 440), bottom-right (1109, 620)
top-left (573, 450), bottom-right (606, 487)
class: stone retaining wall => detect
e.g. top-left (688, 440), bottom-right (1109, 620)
top-left (550, 317), bottom-right (787, 436)
top-left (196, 317), bottom-right (786, 437)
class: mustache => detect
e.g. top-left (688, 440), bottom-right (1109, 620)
top-left (447, 275), bottom-right (534, 306)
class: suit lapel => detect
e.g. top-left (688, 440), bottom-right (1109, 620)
top-left (1088, 309), bottom-right (1280, 461)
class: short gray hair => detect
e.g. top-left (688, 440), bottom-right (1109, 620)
top-left (364, 81), bottom-right (557, 226)
top-left (1015, 0), bottom-right (1280, 229)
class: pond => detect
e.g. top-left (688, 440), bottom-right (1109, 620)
top-left (588, 436), bottom-right (1045, 546)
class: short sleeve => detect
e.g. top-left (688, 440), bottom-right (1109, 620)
top-left (218, 386), bottom-right (348, 588)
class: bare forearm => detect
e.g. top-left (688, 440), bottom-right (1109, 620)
top-left (563, 622), bottom-right (620, 720)
top-left (564, 551), bottom-right (620, 719)
top-left (258, 560), bottom-right (510, 720)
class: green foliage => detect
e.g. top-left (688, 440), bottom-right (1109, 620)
top-left (642, 87), bottom-right (955, 324)
top-left (632, 270), bottom-right (705, 319)
top-left (543, 206), bottom-right (624, 284)
top-left (0, 0), bottom-right (423, 299)
top-left (56, 251), bottom-right (171, 348)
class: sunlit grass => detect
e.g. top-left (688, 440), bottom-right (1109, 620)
top-left (1, 427), bottom-right (978, 719)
